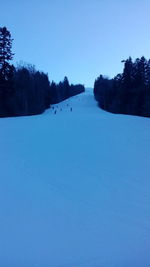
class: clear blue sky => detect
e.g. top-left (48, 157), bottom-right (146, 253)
top-left (1, 0), bottom-right (150, 87)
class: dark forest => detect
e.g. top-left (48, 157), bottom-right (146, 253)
top-left (0, 27), bottom-right (84, 117)
top-left (94, 56), bottom-right (150, 117)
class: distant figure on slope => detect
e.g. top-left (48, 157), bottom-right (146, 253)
top-left (54, 110), bottom-right (57, 114)
top-left (70, 107), bottom-right (72, 112)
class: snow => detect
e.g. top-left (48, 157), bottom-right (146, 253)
top-left (0, 89), bottom-right (150, 267)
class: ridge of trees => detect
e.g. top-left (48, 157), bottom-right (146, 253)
top-left (94, 57), bottom-right (150, 117)
top-left (0, 27), bottom-right (85, 117)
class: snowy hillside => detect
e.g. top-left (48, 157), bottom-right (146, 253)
top-left (0, 89), bottom-right (150, 267)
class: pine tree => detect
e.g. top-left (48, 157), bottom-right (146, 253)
top-left (0, 27), bottom-right (14, 80)
top-left (0, 27), bottom-right (15, 116)
top-left (122, 57), bottom-right (133, 88)
top-left (63, 76), bottom-right (70, 98)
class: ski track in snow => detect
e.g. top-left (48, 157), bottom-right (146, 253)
top-left (0, 89), bottom-right (150, 267)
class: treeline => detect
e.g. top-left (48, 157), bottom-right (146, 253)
top-left (94, 57), bottom-right (150, 117)
top-left (0, 27), bottom-right (85, 117)
top-left (49, 77), bottom-right (85, 104)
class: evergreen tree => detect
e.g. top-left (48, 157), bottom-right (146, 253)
top-left (0, 27), bottom-right (15, 116)
top-left (134, 56), bottom-right (147, 86)
top-left (0, 27), bottom-right (14, 80)
top-left (122, 57), bottom-right (133, 88)
top-left (62, 76), bottom-right (70, 99)
top-left (94, 57), bottom-right (150, 117)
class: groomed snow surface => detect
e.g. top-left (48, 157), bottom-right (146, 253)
top-left (0, 89), bottom-right (150, 267)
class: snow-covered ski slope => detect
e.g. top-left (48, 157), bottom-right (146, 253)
top-left (0, 89), bottom-right (150, 267)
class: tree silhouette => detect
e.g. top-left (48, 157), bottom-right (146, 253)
top-left (0, 27), bottom-right (85, 117)
top-left (94, 57), bottom-right (150, 117)
top-left (0, 27), bottom-right (14, 80)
